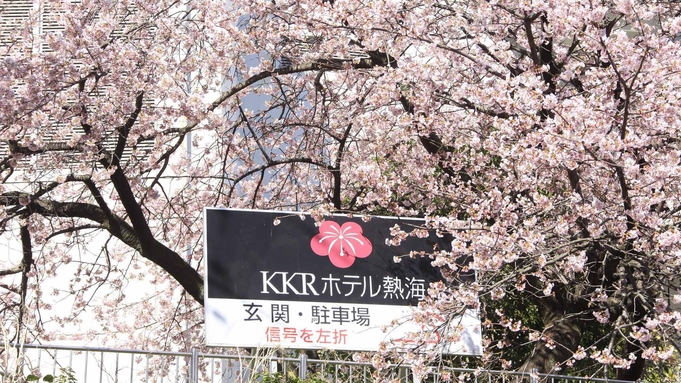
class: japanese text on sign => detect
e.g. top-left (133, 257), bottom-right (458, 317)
top-left (243, 302), bottom-right (372, 326)
top-left (265, 326), bottom-right (348, 345)
top-left (260, 272), bottom-right (426, 300)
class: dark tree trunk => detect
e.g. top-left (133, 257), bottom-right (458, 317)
top-left (520, 294), bottom-right (581, 375)
top-left (617, 346), bottom-right (644, 382)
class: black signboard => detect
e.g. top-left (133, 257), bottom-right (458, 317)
top-left (206, 209), bottom-right (459, 306)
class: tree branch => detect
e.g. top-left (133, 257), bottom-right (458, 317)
top-left (227, 157), bottom-right (332, 202)
top-left (112, 91), bottom-right (145, 167)
top-left (0, 193), bottom-right (205, 304)
top-left (524, 14), bottom-right (542, 66)
top-left (108, 167), bottom-right (204, 304)
top-left (330, 123), bottom-right (353, 209)
top-left (208, 56), bottom-right (403, 114)
top-left (18, 224), bottom-right (33, 344)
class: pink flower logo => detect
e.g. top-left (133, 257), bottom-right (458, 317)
top-left (310, 221), bottom-right (373, 268)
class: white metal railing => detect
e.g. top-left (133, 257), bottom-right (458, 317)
top-left (0, 343), bottom-right (637, 383)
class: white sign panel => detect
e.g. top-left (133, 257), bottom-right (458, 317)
top-left (204, 208), bottom-right (482, 354)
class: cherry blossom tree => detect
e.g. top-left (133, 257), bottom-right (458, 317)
top-left (2, 0), bottom-right (681, 380)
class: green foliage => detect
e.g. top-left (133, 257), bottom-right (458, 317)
top-left (480, 287), bottom-right (543, 370)
top-left (25, 368), bottom-right (76, 383)
top-left (640, 356), bottom-right (681, 383)
top-left (259, 372), bottom-right (327, 383)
